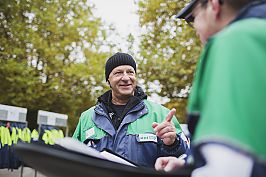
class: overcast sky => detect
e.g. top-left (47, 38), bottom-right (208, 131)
top-left (90, 0), bottom-right (140, 51)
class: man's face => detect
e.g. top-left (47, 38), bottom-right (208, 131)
top-left (108, 65), bottom-right (137, 99)
top-left (191, 1), bottom-right (219, 44)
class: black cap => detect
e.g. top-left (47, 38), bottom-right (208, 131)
top-left (176, 0), bottom-right (199, 19)
top-left (105, 52), bottom-right (136, 81)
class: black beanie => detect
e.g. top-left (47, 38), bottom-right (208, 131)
top-left (105, 52), bottom-right (136, 81)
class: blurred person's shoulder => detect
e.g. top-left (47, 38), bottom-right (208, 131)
top-left (213, 18), bottom-right (266, 44)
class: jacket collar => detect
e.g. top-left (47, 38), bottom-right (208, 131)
top-left (97, 85), bottom-right (147, 122)
top-left (93, 86), bottom-right (148, 136)
top-left (93, 100), bottom-right (148, 136)
top-left (232, 0), bottom-right (266, 23)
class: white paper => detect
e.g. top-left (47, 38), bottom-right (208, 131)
top-left (55, 137), bottom-right (136, 167)
top-left (100, 151), bottom-right (136, 167)
top-left (55, 137), bottom-right (105, 159)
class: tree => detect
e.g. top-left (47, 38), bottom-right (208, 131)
top-left (0, 0), bottom-right (114, 133)
top-left (136, 0), bottom-right (202, 123)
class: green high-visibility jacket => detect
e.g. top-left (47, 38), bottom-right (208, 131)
top-left (188, 18), bottom-right (266, 162)
top-left (73, 99), bottom-right (189, 167)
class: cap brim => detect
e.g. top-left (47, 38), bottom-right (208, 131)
top-left (176, 0), bottom-right (199, 19)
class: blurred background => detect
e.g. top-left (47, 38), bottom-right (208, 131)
top-left (0, 0), bottom-right (202, 136)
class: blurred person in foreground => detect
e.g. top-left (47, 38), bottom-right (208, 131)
top-left (155, 0), bottom-right (266, 176)
top-left (73, 52), bottom-right (190, 168)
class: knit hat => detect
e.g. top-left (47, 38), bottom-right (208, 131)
top-left (105, 52), bottom-right (136, 81)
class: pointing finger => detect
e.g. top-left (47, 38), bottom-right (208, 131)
top-left (166, 108), bottom-right (176, 122)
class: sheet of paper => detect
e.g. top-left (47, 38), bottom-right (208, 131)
top-left (55, 137), bottom-right (105, 159)
top-left (100, 150), bottom-right (136, 167)
top-left (55, 137), bottom-right (136, 167)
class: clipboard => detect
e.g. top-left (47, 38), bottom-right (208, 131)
top-left (14, 141), bottom-right (192, 177)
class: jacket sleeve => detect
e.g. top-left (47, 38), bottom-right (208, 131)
top-left (72, 117), bottom-right (82, 141)
top-left (72, 111), bottom-right (88, 141)
top-left (158, 133), bottom-right (190, 158)
top-left (153, 103), bottom-right (191, 157)
top-left (72, 107), bottom-right (95, 142)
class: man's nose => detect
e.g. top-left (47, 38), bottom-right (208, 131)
top-left (121, 72), bottom-right (130, 80)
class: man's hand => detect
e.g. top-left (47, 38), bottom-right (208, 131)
top-left (152, 108), bottom-right (177, 145)
top-left (155, 156), bottom-right (185, 172)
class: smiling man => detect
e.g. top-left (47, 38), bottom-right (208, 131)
top-left (73, 52), bottom-right (190, 168)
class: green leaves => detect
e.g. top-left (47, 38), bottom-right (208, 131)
top-left (0, 0), bottom-right (111, 133)
top-left (136, 0), bottom-right (202, 122)
top-left (1, 0), bottom-right (203, 132)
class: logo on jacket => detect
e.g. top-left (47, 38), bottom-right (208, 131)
top-left (85, 127), bottom-right (95, 139)
top-left (138, 133), bottom-right (157, 143)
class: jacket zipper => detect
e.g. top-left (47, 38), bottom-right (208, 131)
top-left (113, 103), bottom-right (146, 152)
top-left (94, 102), bottom-right (146, 152)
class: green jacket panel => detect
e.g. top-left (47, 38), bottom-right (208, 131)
top-left (188, 18), bottom-right (266, 161)
top-left (73, 106), bottom-right (107, 142)
top-left (127, 100), bottom-right (182, 135)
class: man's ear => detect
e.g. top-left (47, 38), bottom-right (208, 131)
top-left (107, 80), bottom-right (112, 88)
top-left (210, 0), bottom-right (222, 19)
